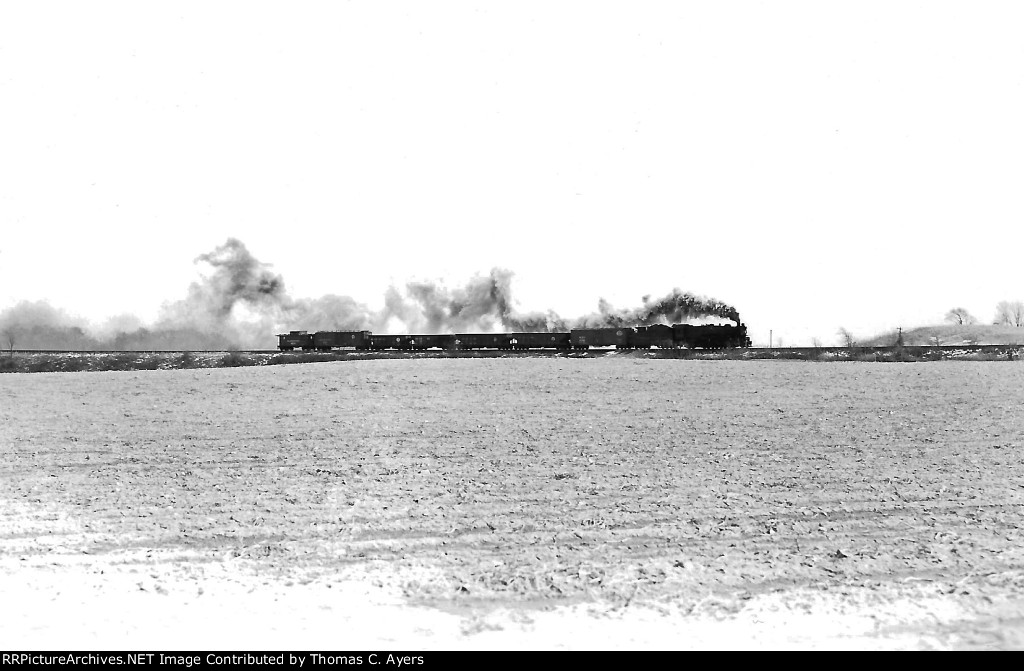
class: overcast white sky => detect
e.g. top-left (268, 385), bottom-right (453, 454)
top-left (2, 2), bottom-right (1022, 345)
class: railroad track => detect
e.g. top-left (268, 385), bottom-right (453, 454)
top-left (6, 349), bottom-right (281, 355)
top-left (6, 344), bottom-right (1022, 355)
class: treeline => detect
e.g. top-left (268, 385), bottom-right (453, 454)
top-left (945, 301), bottom-right (1024, 327)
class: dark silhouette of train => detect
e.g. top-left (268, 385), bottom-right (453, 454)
top-left (277, 323), bottom-right (750, 352)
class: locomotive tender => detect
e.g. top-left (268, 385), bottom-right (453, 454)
top-left (277, 323), bottom-right (750, 352)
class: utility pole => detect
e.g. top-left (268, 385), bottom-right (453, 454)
top-left (769, 329), bottom-right (773, 349)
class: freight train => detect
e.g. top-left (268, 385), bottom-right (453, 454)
top-left (277, 323), bottom-right (751, 352)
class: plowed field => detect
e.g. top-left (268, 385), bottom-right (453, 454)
top-left (1, 359), bottom-right (1022, 649)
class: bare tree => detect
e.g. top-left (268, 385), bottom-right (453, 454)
top-left (945, 307), bottom-right (976, 325)
top-left (994, 300), bottom-right (1024, 327)
top-left (811, 337), bottom-right (823, 349)
top-left (3, 329), bottom-right (13, 356)
top-left (837, 327), bottom-right (856, 348)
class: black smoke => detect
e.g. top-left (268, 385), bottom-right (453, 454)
top-left (0, 238), bottom-right (742, 350)
top-left (572, 290), bottom-right (741, 328)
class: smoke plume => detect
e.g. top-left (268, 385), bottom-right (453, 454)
top-left (0, 238), bottom-right (742, 350)
top-left (155, 238), bottom-right (289, 340)
top-left (572, 290), bottom-right (741, 328)
top-left (0, 301), bottom-right (101, 350)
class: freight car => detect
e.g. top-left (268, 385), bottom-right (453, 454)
top-left (570, 328), bottom-right (634, 350)
top-left (457, 332), bottom-right (571, 351)
top-left (507, 332), bottom-right (572, 351)
top-left (453, 333), bottom-right (509, 350)
top-left (313, 330), bottom-right (371, 351)
top-left (277, 331), bottom-right (315, 351)
top-left (277, 323), bottom-right (750, 352)
top-left (367, 334), bottom-right (455, 351)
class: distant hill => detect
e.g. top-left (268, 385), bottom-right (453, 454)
top-left (859, 324), bottom-right (1024, 347)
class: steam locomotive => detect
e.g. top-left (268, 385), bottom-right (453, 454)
top-left (277, 323), bottom-right (751, 352)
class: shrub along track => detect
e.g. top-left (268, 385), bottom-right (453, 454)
top-left (1, 359), bottom-right (1022, 648)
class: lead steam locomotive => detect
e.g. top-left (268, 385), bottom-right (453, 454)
top-left (277, 323), bottom-right (751, 352)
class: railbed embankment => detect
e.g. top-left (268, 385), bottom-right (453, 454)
top-left (0, 344), bottom-right (1021, 373)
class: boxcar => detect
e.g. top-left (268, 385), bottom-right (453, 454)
top-left (570, 327), bottom-right (635, 349)
top-left (277, 331), bottom-right (315, 351)
top-left (312, 330), bottom-right (371, 351)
